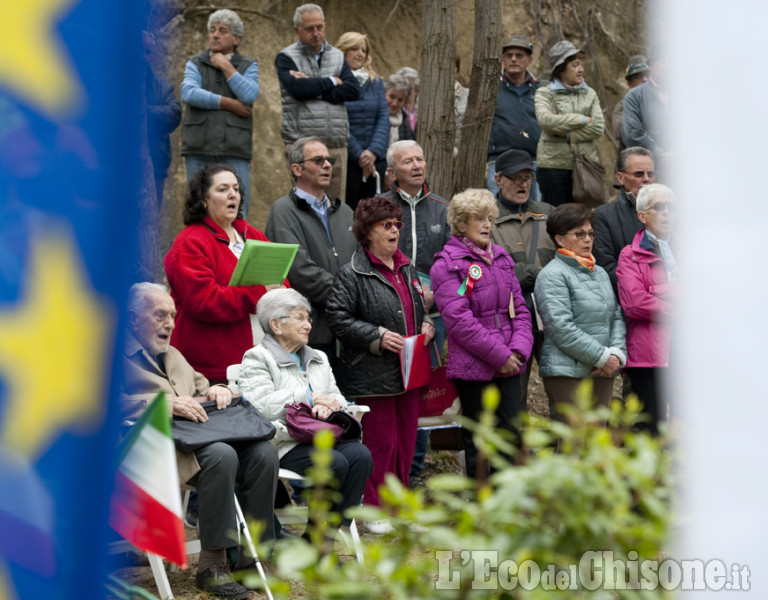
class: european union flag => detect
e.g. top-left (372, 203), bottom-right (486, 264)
top-left (0, 1), bottom-right (143, 597)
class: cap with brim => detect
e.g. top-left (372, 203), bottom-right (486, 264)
top-left (548, 40), bottom-right (581, 71)
top-left (495, 149), bottom-right (534, 177)
top-left (625, 55), bottom-right (649, 79)
top-left (502, 34), bottom-right (533, 54)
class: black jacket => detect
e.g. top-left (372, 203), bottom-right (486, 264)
top-left (326, 249), bottom-right (427, 397)
top-left (381, 183), bottom-right (451, 276)
top-left (592, 188), bottom-right (643, 295)
top-left (265, 190), bottom-right (356, 345)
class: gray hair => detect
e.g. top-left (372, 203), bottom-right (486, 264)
top-left (396, 66), bottom-right (420, 92)
top-left (618, 146), bottom-right (654, 173)
top-left (636, 183), bottom-right (675, 214)
top-left (386, 139), bottom-right (423, 169)
top-left (207, 9), bottom-right (244, 39)
top-left (293, 4), bottom-right (324, 27)
top-left (384, 73), bottom-right (411, 98)
top-left (287, 136), bottom-right (323, 168)
top-left (128, 282), bottom-right (168, 315)
top-left (256, 288), bottom-right (312, 332)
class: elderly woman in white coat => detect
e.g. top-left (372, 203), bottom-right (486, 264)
top-left (239, 288), bottom-right (372, 524)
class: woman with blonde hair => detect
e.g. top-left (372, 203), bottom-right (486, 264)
top-left (430, 188), bottom-right (533, 478)
top-left (336, 32), bottom-right (389, 209)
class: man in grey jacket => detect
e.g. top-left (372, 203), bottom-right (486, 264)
top-left (275, 4), bottom-right (360, 203)
top-left (266, 137), bottom-right (356, 368)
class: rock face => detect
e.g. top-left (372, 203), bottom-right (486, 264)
top-left (149, 0), bottom-right (647, 246)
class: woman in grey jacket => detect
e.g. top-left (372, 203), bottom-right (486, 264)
top-left (533, 204), bottom-right (626, 419)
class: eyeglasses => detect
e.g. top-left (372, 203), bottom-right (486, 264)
top-left (379, 220), bottom-right (404, 231)
top-left (570, 229), bottom-right (596, 240)
top-left (284, 314), bottom-right (313, 325)
top-left (504, 51), bottom-right (528, 60)
top-left (502, 173), bottom-right (536, 186)
top-left (298, 155), bottom-right (336, 167)
top-left (622, 170), bottom-right (656, 179)
top-left (646, 201), bottom-right (674, 212)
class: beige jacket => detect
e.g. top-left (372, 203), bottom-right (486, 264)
top-left (534, 81), bottom-right (605, 170)
top-left (120, 334), bottom-right (222, 484)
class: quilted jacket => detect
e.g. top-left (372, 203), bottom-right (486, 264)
top-left (533, 252), bottom-right (626, 378)
top-left (430, 236), bottom-right (533, 381)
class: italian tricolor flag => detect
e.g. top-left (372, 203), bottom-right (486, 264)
top-left (110, 392), bottom-right (186, 567)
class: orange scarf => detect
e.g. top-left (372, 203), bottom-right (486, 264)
top-left (558, 248), bottom-right (595, 272)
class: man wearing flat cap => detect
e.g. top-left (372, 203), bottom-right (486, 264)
top-left (487, 34), bottom-right (541, 200)
top-left (612, 55), bottom-right (649, 159)
top-left (490, 148), bottom-right (555, 404)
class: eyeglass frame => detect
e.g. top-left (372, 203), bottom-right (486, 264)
top-left (377, 219), bottom-right (404, 231)
top-left (621, 169), bottom-right (656, 179)
top-left (501, 173), bottom-right (536, 186)
top-left (644, 201), bottom-right (674, 213)
top-left (568, 229), bottom-right (596, 240)
top-left (296, 155), bottom-right (336, 167)
top-left (281, 313), bottom-right (313, 325)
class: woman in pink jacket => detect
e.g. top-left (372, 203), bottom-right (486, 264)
top-left (431, 189), bottom-right (533, 478)
top-left (616, 183), bottom-right (677, 434)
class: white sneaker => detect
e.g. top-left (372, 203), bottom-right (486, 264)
top-left (364, 519), bottom-right (394, 535)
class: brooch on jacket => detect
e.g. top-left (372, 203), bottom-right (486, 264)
top-left (457, 263), bottom-right (484, 298)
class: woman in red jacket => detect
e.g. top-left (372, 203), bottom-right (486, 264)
top-left (616, 183), bottom-right (677, 434)
top-left (164, 163), bottom-right (284, 383)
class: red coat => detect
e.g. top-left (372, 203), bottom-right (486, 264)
top-left (164, 216), bottom-right (284, 381)
top-left (616, 229), bottom-right (677, 368)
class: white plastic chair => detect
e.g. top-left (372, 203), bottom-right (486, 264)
top-left (227, 363), bottom-right (368, 562)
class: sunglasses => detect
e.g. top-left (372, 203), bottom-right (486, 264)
top-left (623, 170), bottom-right (656, 179)
top-left (570, 229), bottom-right (596, 240)
top-left (298, 155), bottom-right (336, 167)
top-left (379, 220), bottom-right (404, 231)
top-left (646, 201), bottom-right (674, 212)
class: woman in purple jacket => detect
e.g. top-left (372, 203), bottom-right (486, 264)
top-left (431, 189), bottom-right (534, 477)
top-left (616, 183), bottom-right (677, 434)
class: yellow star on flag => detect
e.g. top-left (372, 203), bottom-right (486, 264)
top-left (0, 0), bottom-right (82, 115)
top-left (0, 229), bottom-right (113, 459)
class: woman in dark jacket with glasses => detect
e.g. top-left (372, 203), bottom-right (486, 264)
top-left (326, 195), bottom-right (433, 521)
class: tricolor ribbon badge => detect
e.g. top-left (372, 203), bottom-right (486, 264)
top-left (457, 263), bottom-right (484, 298)
top-left (412, 279), bottom-right (423, 295)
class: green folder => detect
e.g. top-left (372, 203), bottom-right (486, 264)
top-left (228, 240), bottom-right (299, 286)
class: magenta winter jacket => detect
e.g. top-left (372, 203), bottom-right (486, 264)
top-left (616, 229), bottom-right (677, 368)
top-left (430, 236), bottom-right (534, 381)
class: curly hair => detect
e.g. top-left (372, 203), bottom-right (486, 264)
top-left (447, 188), bottom-right (499, 236)
top-left (207, 9), bottom-right (244, 40)
top-left (545, 203), bottom-right (593, 247)
top-left (183, 163), bottom-right (244, 225)
top-left (352, 195), bottom-right (402, 246)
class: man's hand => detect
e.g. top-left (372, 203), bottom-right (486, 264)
top-left (209, 52), bottom-right (236, 78)
top-left (172, 396), bottom-right (208, 422)
top-left (423, 288), bottom-right (435, 311)
top-left (207, 386), bottom-right (233, 410)
top-left (311, 392), bottom-right (341, 412)
top-left (421, 321), bottom-right (435, 344)
top-left (219, 96), bottom-right (251, 117)
top-left (289, 70), bottom-right (309, 79)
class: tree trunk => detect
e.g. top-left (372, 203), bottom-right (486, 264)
top-left (136, 72), bottom-right (163, 283)
top-left (453, 0), bottom-right (502, 195)
top-left (418, 0), bottom-right (456, 199)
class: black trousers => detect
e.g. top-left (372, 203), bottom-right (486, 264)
top-left (454, 376), bottom-right (524, 478)
top-left (191, 440), bottom-right (279, 549)
top-left (625, 367), bottom-right (667, 435)
top-left (537, 167), bottom-right (574, 207)
top-left (280, 440), bottom-right (373, 524)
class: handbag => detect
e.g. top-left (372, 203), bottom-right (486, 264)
top-left (171, 396), bottom-right (276, 453)
top-left (572, 151), bottom-right (607, 207)
top-left (418, 343), bottom-right (461, 428)
top-left (284, 402), bottom-right (362, 445)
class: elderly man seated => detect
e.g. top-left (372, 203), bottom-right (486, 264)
top-left (120, 282), bottom-right (278, 600)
